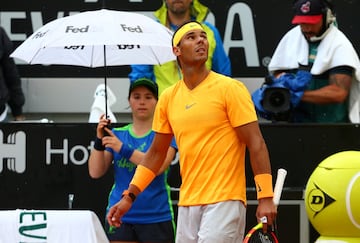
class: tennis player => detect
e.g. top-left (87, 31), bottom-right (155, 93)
top-left (107, 21), bottom-right (277, 243)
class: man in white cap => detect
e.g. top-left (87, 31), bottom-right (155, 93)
top-left (268, 0), bottom-right (360, 123)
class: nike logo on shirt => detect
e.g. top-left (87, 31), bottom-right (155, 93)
top-left (185, 103), bottom-right (196, 109)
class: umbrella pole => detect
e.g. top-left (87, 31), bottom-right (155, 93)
top-left (103, 45), bottom-right (108, 120)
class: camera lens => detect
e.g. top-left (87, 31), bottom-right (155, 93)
top-left (269, 91), bottom-right (286, 107)
top-left (262, 87), bottom-right (291, 114)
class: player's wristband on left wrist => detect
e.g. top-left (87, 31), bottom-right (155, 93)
top-left (254, 174), bottom-right (274, 199)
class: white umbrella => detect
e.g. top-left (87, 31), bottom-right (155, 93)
top-left (11, 9), bottom-right (175, 117)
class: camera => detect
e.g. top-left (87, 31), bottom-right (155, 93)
top-left (257, 76), bottom-right (292, 121)
top-left (252, 71), bottom-right (311, 122)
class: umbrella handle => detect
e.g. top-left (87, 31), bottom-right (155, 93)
top-left (103, 44), bottom-right (111, 136)
top-left (103, 45), bottom-right (108, 120)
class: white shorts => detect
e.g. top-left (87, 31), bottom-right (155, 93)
top-left (176, 200), bottom-right (246, 243)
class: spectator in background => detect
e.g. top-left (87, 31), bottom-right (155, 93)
top-left (267, 0), bottom-right (360, 123)
top-left (88, 78), bottom-right (177, 243)
top-left (0, 26), bottom-right (25, 122)
top-left (129, 0), bottom-right (231, 95)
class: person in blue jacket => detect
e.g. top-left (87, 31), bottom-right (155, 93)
top-left (88, 78), bottom-right (177, 243)
top-left (129, 0), bottom-right (231, 95)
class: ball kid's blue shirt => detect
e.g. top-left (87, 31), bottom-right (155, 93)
top-left (105, 124), bottom-right (177, 224)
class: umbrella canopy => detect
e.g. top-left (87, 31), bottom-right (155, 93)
top-left (10, 9), bottom-right (176, 119)
top-left (10, 9), bottom-right (176, 67)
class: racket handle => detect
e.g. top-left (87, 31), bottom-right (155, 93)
top-left (273, 168), bottom-right (287, 206)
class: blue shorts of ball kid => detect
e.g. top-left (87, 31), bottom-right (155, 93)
top-left (105, 220), bottom-right (175, 242)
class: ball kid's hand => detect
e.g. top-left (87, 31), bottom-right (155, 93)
top-left (97, 114), bottom-right (111, 138)
top-left (102, 127), bottom-right (123, 152)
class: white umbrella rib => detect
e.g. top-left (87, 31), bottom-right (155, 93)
top-left (150, 46), bottom-right (161, 65)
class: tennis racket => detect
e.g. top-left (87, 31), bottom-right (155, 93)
top-left (243, 168), bottom-right (287, 243)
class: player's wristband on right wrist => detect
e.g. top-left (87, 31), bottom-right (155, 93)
top-left (254, 174), bottom-right (274, 199)
top-left (93, 137), bottom-right (105, 151)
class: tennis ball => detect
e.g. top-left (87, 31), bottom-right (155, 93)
top-left (305, 151), bottom-right (360, 237)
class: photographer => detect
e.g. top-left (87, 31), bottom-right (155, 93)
top-left (265, 0), bottom-right (360, 123)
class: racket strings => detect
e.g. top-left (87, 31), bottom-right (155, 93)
top-left (244, 229), bottom-right (278, 243)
